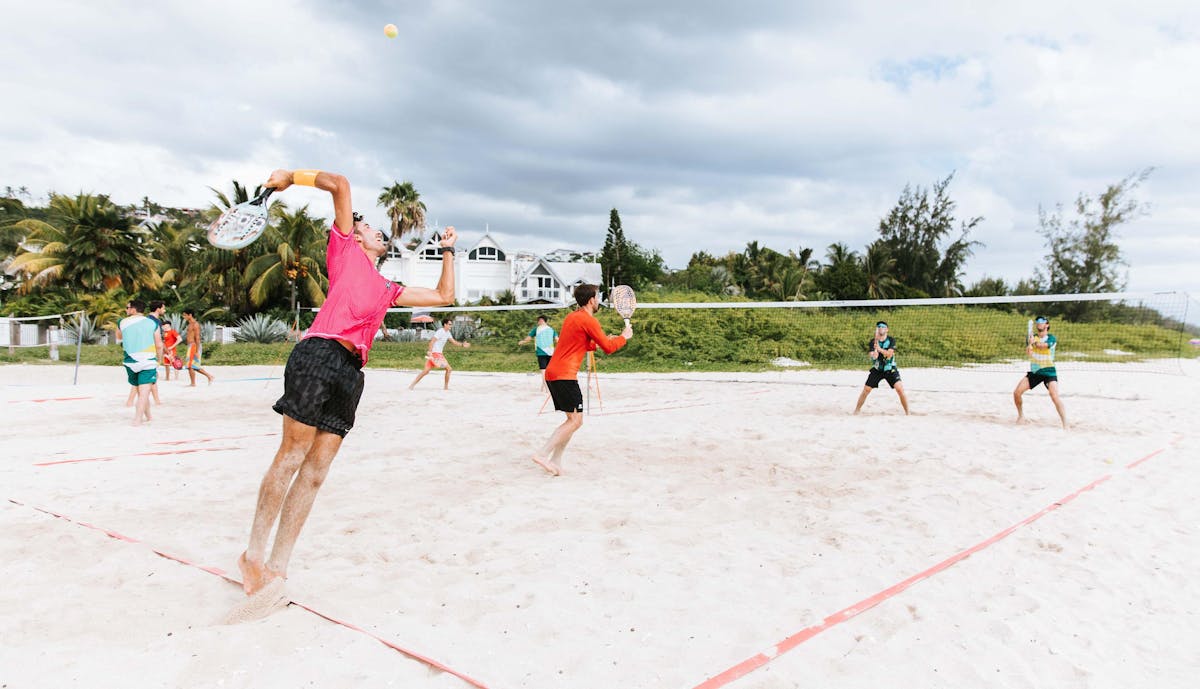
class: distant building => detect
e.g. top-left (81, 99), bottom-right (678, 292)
top-left (379, 229), bottom-right (601, 306)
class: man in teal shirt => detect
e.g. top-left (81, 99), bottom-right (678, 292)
top-left (119, 299), bottom-right (164, 427)
top-left (519, 315), bottom-right (558, 370)
top-left (518, 315), bottom-right (558, 392)
top-left (853, 320), bottom-right (910, 415)
top-left (1013, 315), bottom-right (1067, 428)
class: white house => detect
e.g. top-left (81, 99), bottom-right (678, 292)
top-left (378, 228), bottom-right (602, 306)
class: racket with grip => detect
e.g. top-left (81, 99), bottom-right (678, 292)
top-left (207, 188), bottom-right (275, 249)
top-left (610, 285), bottom-right (636, 328)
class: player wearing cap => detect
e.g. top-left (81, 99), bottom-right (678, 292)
top-left (853, 320), bottom-right (910, 415)
top-left (1013, 315), bottom-right (1067, 428)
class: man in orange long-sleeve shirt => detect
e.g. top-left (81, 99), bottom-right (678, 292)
top-left (533, 284), bottom-right (632, 476)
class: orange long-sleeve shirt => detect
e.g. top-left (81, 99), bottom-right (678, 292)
top-left (543, 308), bottom-right (627, 381)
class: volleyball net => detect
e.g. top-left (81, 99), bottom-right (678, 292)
top-left (383, 291), bottom-right (1197, 374)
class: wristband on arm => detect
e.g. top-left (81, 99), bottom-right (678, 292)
top-left (292, 169), bottom-right (320, 187)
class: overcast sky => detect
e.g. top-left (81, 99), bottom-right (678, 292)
top-left (3, 1), bottom-right (1197, 293)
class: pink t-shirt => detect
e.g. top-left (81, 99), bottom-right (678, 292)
top-left (304, 226), bottom-right (403, 364)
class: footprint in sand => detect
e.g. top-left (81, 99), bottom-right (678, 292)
top-left (218, 578), bottom-right (289, 625)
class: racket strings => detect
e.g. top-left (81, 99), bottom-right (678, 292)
top-left (610, 285), bottom-right (637, 319)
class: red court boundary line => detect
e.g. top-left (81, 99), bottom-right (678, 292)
top-left (7, 396), bottom-right (93, 403)
top-left (153, 432), bottom-right (278, 446)
top-left (690, 439), bottom-right (1179, 689)
top-left (5, 498), bottom-right (493, 689)
top-left (35, 446), bottom-right (242, 467)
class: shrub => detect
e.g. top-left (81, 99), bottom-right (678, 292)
top-left (234, 313), bottom-right (288, 343)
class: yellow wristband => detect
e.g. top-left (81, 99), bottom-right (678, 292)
top-left (292, 169), bottom-right (320, 187)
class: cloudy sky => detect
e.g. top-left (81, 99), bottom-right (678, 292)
top-left (3, 1), bottom-right (1198, 292)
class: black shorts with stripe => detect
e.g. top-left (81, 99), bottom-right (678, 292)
top-left (546, 379), bottom-right (583, 413)
top-left (273, 337), bottom-right (365, 437)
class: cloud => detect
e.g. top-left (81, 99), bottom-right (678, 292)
top-left (3, 0), bottom-right (1197, 291)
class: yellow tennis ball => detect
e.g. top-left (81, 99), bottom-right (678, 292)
top-left (384, 23), bottom-right (398, 38)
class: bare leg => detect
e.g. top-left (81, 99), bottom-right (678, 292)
top-left (197, 367), bottom-right (214, 385)
top-left (894, 381), bottom-right (910, 415)
top-left (533, 412), bottom-right (583, 475)
top-left (1013, 377), bottom-right (1030, 423)
top-left (243, 416), bottom-right (317, 594)
top-left (264, 430), bottom-right (344, 578)
top-left (125, 386), bottom-right (136, 407)
top-left (853, 386), bottom-right (872, 414)
top-left (409, 363), bottom-right (433, 390)
top-left (1046, 381), bottom-right (1068, 429)
top-left (188, 367), bottom-right (197, 387)
top-left (443, 365), bottom-right (452, 390)
top-left (133, 385), bottom-right (152, 426)
top-left (151, 382), bottom-right (161, 405)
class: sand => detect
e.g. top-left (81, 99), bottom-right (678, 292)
top-left (1, 361), bottom-right (1197, 688)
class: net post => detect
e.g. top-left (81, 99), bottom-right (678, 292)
top-left (49, 324), bottom-right (60, 361)
top-left (73, 311), bottom-right (83, 385)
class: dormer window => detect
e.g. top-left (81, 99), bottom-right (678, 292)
top-left (420, 234), bottom-right (443, 259)
top-left (469, 246), bottom-right (505, 261)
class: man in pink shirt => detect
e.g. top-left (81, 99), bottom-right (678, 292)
top-left (237, 168), bottom-right (458, 605)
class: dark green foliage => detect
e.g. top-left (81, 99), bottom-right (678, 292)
top-left (876, 173), bottom-right (982, 297)
top-left (1037, 169), bottom-right (1151, 321)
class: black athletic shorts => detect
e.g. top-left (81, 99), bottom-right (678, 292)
top-left (1026, 371), bottom-right (1058, 389)
top-left (273, 337), bottom-right (365, 437)
top-left (865, 368), bottom-right (902, 389)
top-left (546, 379), bottom-right (584, 413)
top-left (537, 355), bottom-right (552, 370)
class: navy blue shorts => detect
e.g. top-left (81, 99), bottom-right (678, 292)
top-left (865, 368), bottom-right (901, 389)
top-left (546, 379), bottom-right (583, 413)
top-left (537, 354), bottom-right (552, 370)
top-left (273, 337), bottom-right (364, 437)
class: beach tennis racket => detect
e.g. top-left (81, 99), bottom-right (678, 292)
top-left (207, 188), bottom-right (275, 249)
top-left (610, 285), bottom-right (636, 328)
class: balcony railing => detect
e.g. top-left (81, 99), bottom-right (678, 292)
top-left (519, 288), bottom-right (562, 302)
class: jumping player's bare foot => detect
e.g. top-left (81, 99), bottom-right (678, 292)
top-left (238, 552), bottom-right (266, 595)
top-left (532, 455), bottom-right (559, 476)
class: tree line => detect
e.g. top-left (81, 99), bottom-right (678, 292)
top-left (1, 180), bottom-right (428, 328)
top-left (600, 171), bottom-right (1153, 316)
top-left (2, 169), bottom-right (1152, 328)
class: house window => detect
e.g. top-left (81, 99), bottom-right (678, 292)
top-left (469, 246), bottom-right (505, 261)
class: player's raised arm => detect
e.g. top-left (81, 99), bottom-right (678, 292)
top-left (265, 169), bottom-right (354, 236)
top-left (395, 227), bottom-right (459, 307)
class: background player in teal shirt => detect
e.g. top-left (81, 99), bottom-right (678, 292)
top-left (853, 321), bottom-right (910, 415)
top-left (1013, 315), bottom-right (1067, 428)
top-left (518, 315), bottom-right (558, 390)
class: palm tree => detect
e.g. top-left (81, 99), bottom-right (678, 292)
top-left (243, 205), bottom-right (329, 311)
top-left (3, 218), bottom-right (66, 293)
top-left (378, 181), bottom-right (426, 249)
top-left (7, 194), bottom-right (158, 293)
top-left (197, 180), bottom-right (281, 319)
top-left (861, 242), bottom-right (901, 299)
